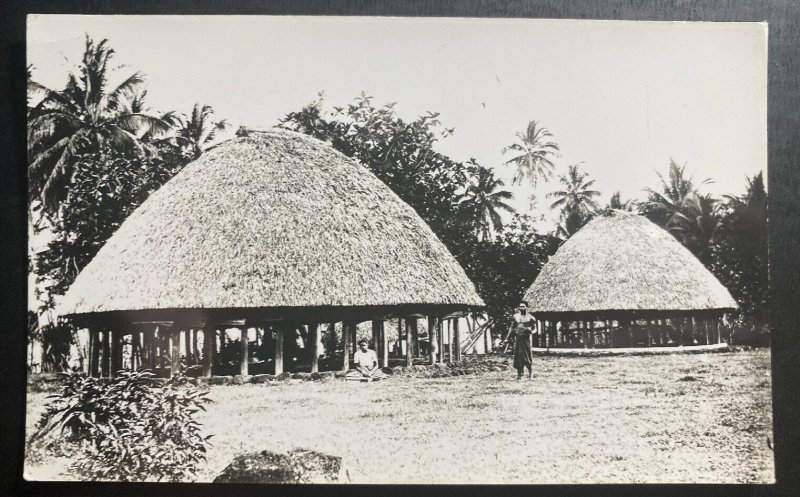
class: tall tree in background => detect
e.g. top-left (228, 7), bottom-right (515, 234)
top-left (280, 97), bottom-right (555, 333)
top-left (173, 103), bottom-right (229, 159)
top-left (27, 35), bottom-right (173, 216)
top-left (28, 37), bottom-right (210, 371)
top-left (279, 93), bottom-right (473, 257)
top-left (606, 191), bottom-right (637, 211)
top-left (641, 159), bottom-right (715, 264)
top-left (710, 172), bottom-right (768, 324)
top-left (547, 163), bottom-right (600, 239)
top-left (457, 161), bottom-right (516, 241)
top-left (460, 215), bottom-right (560, 333)
top-left (502, 120), bottom-right (560, 187)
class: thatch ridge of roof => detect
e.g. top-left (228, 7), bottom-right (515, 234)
top-left (60, 127), bottom-right (484, 316)
top-left (524, 210), bottom-right (737, 315)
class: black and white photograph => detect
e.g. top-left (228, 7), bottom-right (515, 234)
top-left (24, 15), bottom-right (772, 484)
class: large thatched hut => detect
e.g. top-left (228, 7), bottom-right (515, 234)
top-left (61, 128), bottom-right (483, 377)
top-left (523, 210), bottom-right (736, 348)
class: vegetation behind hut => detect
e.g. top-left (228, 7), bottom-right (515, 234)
top-left (28, 36), bottom-right (769, 370)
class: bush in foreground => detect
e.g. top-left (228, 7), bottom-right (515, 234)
top-left (28, 370), bottom-right (212, 482)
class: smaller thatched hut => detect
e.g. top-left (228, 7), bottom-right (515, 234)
top-left (523, 210), bottom-right (737, 348)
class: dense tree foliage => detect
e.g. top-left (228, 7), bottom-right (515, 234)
top-left (548, 163), bottom-right (601, 239)
top-left (28, 37), bottom-right (217, 371)
top-left (709, 173), bottom-right (768, 325)
top-left (34, 147), bottom-right (189, 304)
top-left (457, 160), bottom-right (515, 241)
top-left (279, 94), bottom-right (476, 258)
top-left (28, 35), bottom-right (770, 371)
top-left (460, 215), bottom-right (560, 332)
top-left (27, 36), bottom-right (173, 215)
top-left (279, 96), bottom-right (557, 329)
top-left (641, 160), bottom-right (716, 264)
top-left (28, 370), bottom-right (212, 481)
top-left (640, 162), bottom-right (767, 324)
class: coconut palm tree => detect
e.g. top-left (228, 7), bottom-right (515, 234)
top-left (547, 163), bottom-right (600, 238)
top-left (173, 103), bottom-right (228, 159)
top-left (502, 120), bottom-right (560, 186)
top-left (457, 163), bottom-right (515, 241)
top-left (27, 35), bottom-right (173, 215)
top-left (641, 159), bottom-right (710, 225)
top-left (606, 191), bottom-right (636, 212)
top-left (641, 159), bottom-right (715, 263)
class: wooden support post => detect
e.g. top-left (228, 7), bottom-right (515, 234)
top-left (405, 318), bottom-right (413, 367)
top-left (328, 322), bottom-right (336, 355)
top-left (273, 326), bottom-right (284, 375)
top-left (716, 320), bottom-right (722, 344)
top-left (396, 318), bottom-right (403, 359)
top-left (454, 318), bottom-right (461, 362)
top-left (482, 317), bottom-right (490, 353)
top-left (110, 329), bottom-right (122, 377)
top-left (380, 321), bottom-right (387, 367)
top-left (88, 329), bottom-right (100, 377)
top-left (239, 327), bottom-right (249, 376)
top-left (437, 318), bottom-right (445, 364)
top-left (445, 319), bottom-right (451, 363)
top-left (148, 328), bottom-right (157, 369)
top-left (131, 330), bottom-right (141, 369)
top-left (186, 329), bottom-right (193, 360)
top-left (192, 329), bottom-right (199, 360)
top-left (341, 321), bottom-right (351, 372)
top-left (170, 329), bottom-right (180, 377)
top-left (100, 329), bottom-right (110, 377)
top-left (351, 322), bottom-right (357, 355)
top-left (310, 323), bottom-right (320, 373)
top-left (202, 327), bottom-right (214, 377)
top-left (428, 316), bottom-right (437, 363)
top-left (410, 318), bottom-right (419, 358)
top-left (371, 320), bottom-right (381, 363)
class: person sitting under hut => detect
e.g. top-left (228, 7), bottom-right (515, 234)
top-left (347, 339), bottom-right (388, 382)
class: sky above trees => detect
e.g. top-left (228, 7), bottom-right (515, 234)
top-left (27, 15), bottom-right (766, 224)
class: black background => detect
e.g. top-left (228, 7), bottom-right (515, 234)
top-left (1, 2), bottom-right (797, 497)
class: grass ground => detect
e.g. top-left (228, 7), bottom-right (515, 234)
top-left (25, 348), bottom-right (774, 484)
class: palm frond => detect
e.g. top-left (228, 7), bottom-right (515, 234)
top-left (113, 114), bottom-right (173, 140)
top-left (28, 136), bottom-right (70, 197)
top-left (105, 72), bottom-right (146, 112)
top-left (27, 112), bottom-right (83, 155)
top-left (40, 130), bottom-right (89, 211)
top-left (101, 125), bottom-right (146, 156)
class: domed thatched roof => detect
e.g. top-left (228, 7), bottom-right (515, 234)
top-left (60, 128), bottom-right (484, 319)
top-left (524, 210), bottom-right (736, 318)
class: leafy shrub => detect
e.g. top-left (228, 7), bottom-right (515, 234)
top-left (28, 370), bottom-right (212, 482)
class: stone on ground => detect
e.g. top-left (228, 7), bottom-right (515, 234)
top-left (213, 448), bottom-right (344, 483)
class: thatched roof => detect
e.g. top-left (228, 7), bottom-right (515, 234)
top-left (524, 210), bottom-right (736, 318)
top-left (60, 128), bottom-right (484, 319)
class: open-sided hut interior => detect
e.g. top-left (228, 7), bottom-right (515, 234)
top-left (523, 210), bottom-right (737, 348)
top-left (59, 128), bottom-right (484, 377)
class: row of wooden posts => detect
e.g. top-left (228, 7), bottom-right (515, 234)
top-left (532, 317), bottom-right (726, 348)
top-left (86, 315), bottom-right (477, 378)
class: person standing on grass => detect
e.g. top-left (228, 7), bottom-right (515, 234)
top-left (508, 301), bottom-right (535, 380)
